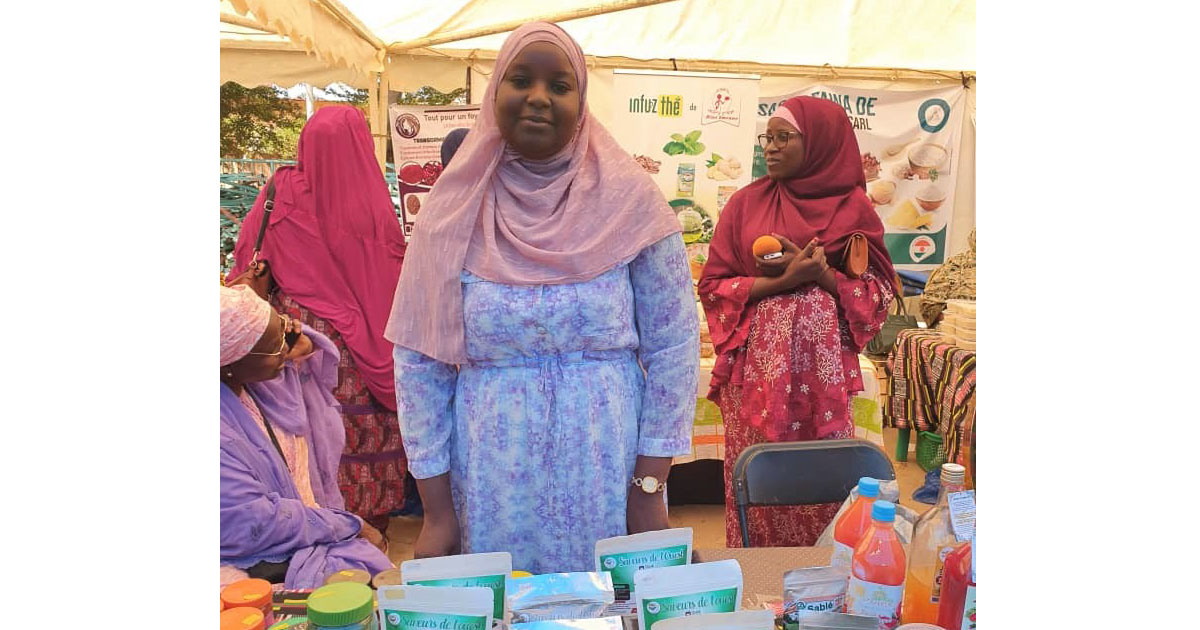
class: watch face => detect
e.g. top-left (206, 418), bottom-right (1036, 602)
top-left (641, 477), bottom-right (659, 493)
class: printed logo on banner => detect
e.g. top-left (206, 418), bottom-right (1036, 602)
top-left (701, 88), bottom-right (740, 126)
top-left (628, 94), bottom-right (683, 117)
top-left (910, 236), bottom-right (937, 263)
top-left (918, 99), bottom-right (951, 133)
top-left (395, 113), bottom-right (420, 139)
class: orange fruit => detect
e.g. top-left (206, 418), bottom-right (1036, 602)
top-left (752, 235), bottom-right (783, 257)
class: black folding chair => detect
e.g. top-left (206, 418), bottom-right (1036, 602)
top-left (732, 439), bottom-right (895, 548)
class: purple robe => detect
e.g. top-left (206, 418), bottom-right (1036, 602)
top-left (221, 326), bottom-right (392, 588)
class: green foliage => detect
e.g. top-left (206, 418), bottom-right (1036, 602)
top-left (395, 85), bottom-right (468, 106)
top-left (662, 129), bottom-right (705, 156)
top-left (220, 82), bottom-right (305, 159)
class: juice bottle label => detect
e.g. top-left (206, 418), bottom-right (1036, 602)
top-left (382, 610), bottom-right (488, 630)
top-left (959, 584), bottom-right (976, 630)
top-left (930, 544), bottom-right (957, 603)
top-left (830, 542), bottom-right (854, 572)
top-left (846, 577), bottom-right (903, 629)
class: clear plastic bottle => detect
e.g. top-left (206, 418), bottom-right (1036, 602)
top-left (831, 477), bottom-right (881, 572)
top-left (846, 500), bottom-right (906, 629)
top-left (902, 463), bottom-right (968, 624)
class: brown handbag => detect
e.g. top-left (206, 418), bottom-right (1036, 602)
top-left (845, 232), bottom-right (870, 278)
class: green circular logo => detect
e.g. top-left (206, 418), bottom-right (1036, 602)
top-left (918, 98), bottom-right (951, 133)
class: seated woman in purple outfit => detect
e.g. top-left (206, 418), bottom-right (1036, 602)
top-left (220, 284), bottom-right (392, 588)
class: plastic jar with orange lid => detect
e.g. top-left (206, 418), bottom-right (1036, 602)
top-left (221, 606), bottom-right (266, 630)
top-left (222, 578), bottom-right (276, 627)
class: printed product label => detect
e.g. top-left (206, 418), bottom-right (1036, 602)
top-left (948, 491), bottom-right (976, 542)
top-left (383, 611), bottom-right (487, 630)
top-left (930, 545), bottom-right (957, 603)
top-left (960, 584), bottom-right (976, 630)
top-left (409, 575), bottom-right (505, 620)
top-left (830, 542), bottom-right (855, 572)
top-left (600, 544), bottom-right (689, 590)
top-left (641, 587), bottom-right (739, 629)
top-left (845, 577), bottom-right (903, 630)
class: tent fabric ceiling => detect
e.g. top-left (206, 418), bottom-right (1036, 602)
top-left (221, 0), bottom-right (974, 89)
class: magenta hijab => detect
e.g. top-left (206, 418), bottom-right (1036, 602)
top-left (231, 106), bottom-right (406, 410)
top-left (384, 22), bottom-right (680, 365)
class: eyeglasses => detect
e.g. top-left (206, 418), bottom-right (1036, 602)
top-left (247, 314), bottom-right (300, 357)
top-left (757, 131), bottom-right (800, 150)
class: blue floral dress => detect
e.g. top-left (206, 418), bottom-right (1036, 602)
top-left (393, 235), bottom-right (699, 572)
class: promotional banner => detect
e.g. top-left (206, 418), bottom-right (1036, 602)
top-left (757, 85), bottom-right (966, 269)
top-left (388, 104), bottom-right (480, 239)
top-left (611, 70), bottom-right (760, 256)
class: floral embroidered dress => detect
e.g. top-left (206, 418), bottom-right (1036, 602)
top-left (393, 235), bottom-right (698, 573)
top-left (702, 270), bottom-right (893, 547)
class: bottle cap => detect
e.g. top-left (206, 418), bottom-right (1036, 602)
top-left (220, 607), bottom-right (266, 630)
top-left (941, 463), bottom-right (966, 485)
top-left (306, 582), bottom-right (374, 627)
top-left (221, 578), bottom-right (272, 611)
top-left (872, 500), bottom-right (896, 522)
top-left (857, 477), bottom-right (880, 498)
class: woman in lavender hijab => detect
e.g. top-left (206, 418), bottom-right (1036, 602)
top-left (386, 22), bottom-right (699, 573)
top-left (220, 284), bottom-right (392, 587)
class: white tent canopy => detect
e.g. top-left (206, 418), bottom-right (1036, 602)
top-left (220, 0), bottom-right (976, 253)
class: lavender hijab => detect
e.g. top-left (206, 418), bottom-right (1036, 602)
top-left (384, 22), bottom-right (680, 364)
top-left (221, 326), bottom-right (392, 587)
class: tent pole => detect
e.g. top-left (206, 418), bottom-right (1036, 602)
top-left (368, 73), bottom-right (389, 174)
top-left (387, 0), bottom-right (680, 52)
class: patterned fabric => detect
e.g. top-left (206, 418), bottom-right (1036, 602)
top-left (885, 328), bottom-right (976, 465)
top-left (722, 391), bottom-right (854, 547)
top-left (705, 267), bottom-right (893, 441)
top-left (238, 389), bottom-right (320, 509)
top-left (221, 284), bottom-right (272, 365)
top-left (393, 235), bottom-right (699, 573)
top-left (272, 293), bottom-right (408, 520)
top-left (711, 270), bottom-right (888, 547)
top-left (920, 229), bottom-right (976, 325)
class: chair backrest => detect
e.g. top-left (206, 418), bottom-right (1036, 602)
top-left (732, 439), bottom-right (896, 508)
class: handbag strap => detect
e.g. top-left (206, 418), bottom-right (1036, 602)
top-left (250, 176), bottom-right (277, 264)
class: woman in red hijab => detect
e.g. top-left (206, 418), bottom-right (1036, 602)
top-left (699, 96), bottom-right (897, 547)
top-left (228, 106), bottom-right (408, 551)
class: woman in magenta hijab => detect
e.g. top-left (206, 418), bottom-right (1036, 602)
top-left (228, 106), bottom-right (407, 549)
top-left (385, 22), bottom-right (698, 572)
top-left (699, 96), bottom-right (897, 547)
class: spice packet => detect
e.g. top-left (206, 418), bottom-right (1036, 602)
top-left (634, 559), bottom-right (742, 630)
top-left (782, 566), bottom-right (849, 628)
top-left (400, 552), bottom-right (512, 623)
top-left (653, 609), bottom-right (775, 630)
top-left (595, 528), bottom-right (693, 598)
top-left (507, 572), bottom-right (615, 624)
top-left (510, 617), bottom-right (625, 630)
top-left (376, 584), bottom-right (493, 630)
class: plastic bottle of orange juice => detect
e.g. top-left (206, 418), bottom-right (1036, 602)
top-left (902, 463), bottom-right (968, 624)
top-left (831, 477), bottom-right (881, 572)
top-left (845, 500), bottom-right (906, 629)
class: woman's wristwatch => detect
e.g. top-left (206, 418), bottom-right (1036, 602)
top-left (631, 475), bottom-right (666, 494)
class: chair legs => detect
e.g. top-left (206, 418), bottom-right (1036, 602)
top-left (894, 427), bottom-right (911, 462)
top-left (738, 504), bottom-right (751, 548)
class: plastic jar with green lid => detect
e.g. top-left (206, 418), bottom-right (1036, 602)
top-left (222, 578), bottom-right (276, 626)
top-left (221, 606), bottom-right (266, 630)
top-left (323, 569), bottom-right (372, 587)
top-left (307, 582), bottom-right (377, 630)
top-left (370, 568), bottom-right (404, 589)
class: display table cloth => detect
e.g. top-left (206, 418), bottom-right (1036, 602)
top-left (885, 328), bottom-right (976, 466)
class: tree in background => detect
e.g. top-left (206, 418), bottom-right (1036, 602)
top-left (395, 86), bottom-right (468, 106)
top-left (220, 82), bottom-right (305, 158)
